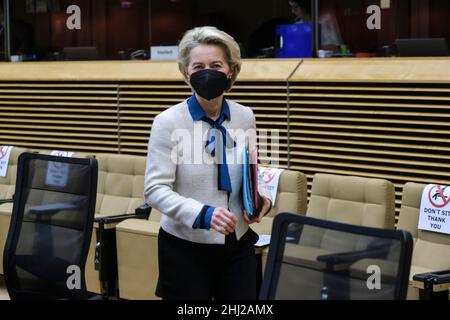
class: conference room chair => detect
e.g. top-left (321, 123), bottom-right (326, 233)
top-left (0, 146), bottom-right (29, 275)
top-left (1, 149), bottom-right (90, 275)
top-left (396, 182), bottom-right (450, 300)
top-left (267, 173), bottom-right (397, 297)
top-left (84, 153), bottom-right (150, 297)
top-left (2, 152), bottom-right (98, 299)
top-left (259, 213), bottom-right (413, 300)
top-left (115, 168), bottom-right (307, 300)
top-left (306, 173), bottom-right (396, 229)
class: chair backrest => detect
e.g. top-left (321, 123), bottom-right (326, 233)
top-left (3, 152), bottom-right (98, 299)
top-left (266, 169), bottom-right (308, 217)
top-left (397, 182), bottom-right (450, 274)
top-left (95, 153), bottom-right (146, 216)
top-left (307, 173), bottom-right (395, 229)
top-left (0, 146), bottom-right (28, 200)
top-left (260, 213), bottom-right (413, 300)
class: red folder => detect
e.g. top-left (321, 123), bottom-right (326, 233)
top-left (250, 147), bottom-right (262, 213)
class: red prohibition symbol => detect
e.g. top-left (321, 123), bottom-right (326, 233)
top-left (0, 146), bottom-right (10, 160)
top-left (259, 168), bottom-right (276, 184)
top-left (428, 185), bottom-right (450, 209)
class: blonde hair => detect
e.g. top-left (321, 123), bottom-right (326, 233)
top-left (178, 26), bottom-right (242, 91)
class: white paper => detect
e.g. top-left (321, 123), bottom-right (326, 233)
top-left (45, 150), bottom-right (74, 187)
top-left (418, 184), bottom-right (450, 235)
top-left (0, 146), bottom-right (13, 177)
top-left (50, 150), bottom-right (74, 158)
top-left (255, 234), bottom-right (271, 248)
top-left (257, 166), bottom-right (284, 203)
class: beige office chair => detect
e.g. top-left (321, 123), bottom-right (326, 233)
top-left (115, 168), bottom-right (308, 300)
top-left (397, 182), bottom-right (450, 300)
top-left (306, 173), bottom-right (396, 229)
top-left (84, 153), bottom-right (149, 296)
top-left (293, 173), bottom-right (396, 264)
top-left (0, 146), bottom-right (29, 274)
top-left (277, 173), bottom-right (397, 299)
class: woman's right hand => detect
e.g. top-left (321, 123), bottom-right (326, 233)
top-left (211, 207), bottom-right (238, 235)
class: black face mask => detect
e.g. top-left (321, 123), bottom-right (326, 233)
top-left (190, 69), bottom-right (230, 101)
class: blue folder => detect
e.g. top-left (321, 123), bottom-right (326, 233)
top-left (242, 143), bottom-right (254, 215)
top-left (242, 142), bottom-right (262, 219)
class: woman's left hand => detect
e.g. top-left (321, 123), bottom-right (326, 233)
top-left (243, 195), bottom-right (272, 224)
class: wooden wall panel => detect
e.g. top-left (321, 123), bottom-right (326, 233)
top-left (0, 82), bottom-right (119, 152)
top-left (117, 82), bottom-right (189, 154)
top-left (116, 81), bottom-right (290, 170)
top-left (287, 81), bottom-right (450, 220)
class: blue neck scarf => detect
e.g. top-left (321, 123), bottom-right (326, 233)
top-left (187, 95), bottom-right (236, 193)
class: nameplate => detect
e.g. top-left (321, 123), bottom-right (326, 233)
top-left (150, 46), bottom-right (179, 61)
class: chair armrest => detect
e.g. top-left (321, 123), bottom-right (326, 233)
top-left (134, 203), bottom-right (151, 219)
top-left (0, 198), bottom-right (13, 205)
top-left (94, 204), bottom-right (152, 226)
top-left (95, 213), bottom-right (145, 226)
top-left (29, 202), bottom-right (78, 215)
top-left (93, 204), bottom-right (152, 296)
top-left (413, 270), bottom-right (450, 292)
top-left (317, 250), bottom-right (376, 271)
top-left (317, 242), bottom-right (390, 272)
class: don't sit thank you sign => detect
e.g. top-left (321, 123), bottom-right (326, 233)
top-left (418, 184), bottom-right (450, 234)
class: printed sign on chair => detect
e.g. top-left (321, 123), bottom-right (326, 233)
top-left (418, 184), bottom-right (450, 234)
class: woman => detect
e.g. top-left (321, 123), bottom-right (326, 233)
top-left (144, 26), bottom-right (272, 300)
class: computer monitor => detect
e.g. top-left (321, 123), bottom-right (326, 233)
top-left (395, 38), bottom-right (449, 57)
top-left (63, 46), bottom-right (99, 61)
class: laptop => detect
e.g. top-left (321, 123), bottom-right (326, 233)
top-left (395, 38), bottom-right (449, 57)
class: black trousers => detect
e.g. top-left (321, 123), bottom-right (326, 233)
top-left (157, 227), bottom-right (259, 300)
